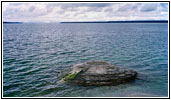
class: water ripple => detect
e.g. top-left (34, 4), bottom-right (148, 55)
top-left (3, 23), bottom-right (168, 97)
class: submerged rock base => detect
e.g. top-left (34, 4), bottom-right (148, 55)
top-left (62, 61), bottom-right (137, 86)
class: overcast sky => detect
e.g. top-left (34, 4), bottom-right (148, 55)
top-left (2, 2), bottom-right (168, 22)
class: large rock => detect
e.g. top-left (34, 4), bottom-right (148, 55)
top-left (62, 61), bottom-right (137, 86)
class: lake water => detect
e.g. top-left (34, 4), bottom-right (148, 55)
top-left (3, 23), bottom-right (168, 97)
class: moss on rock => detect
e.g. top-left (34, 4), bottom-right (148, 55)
top-left (63, 72), bottom-right (79, 81)
top-left (59, 61), bottom-right (137, 86)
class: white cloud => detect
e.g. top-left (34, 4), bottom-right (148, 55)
top-left (2, 2), bottom-right (168, 22)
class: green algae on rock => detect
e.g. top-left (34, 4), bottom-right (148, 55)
top-left (63, 72), bottom-right (80, 81)
top-left (61, 60), bottom-right (137, 86)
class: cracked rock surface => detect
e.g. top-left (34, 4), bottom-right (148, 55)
top-left (64, 60), bottom-right (137, 86)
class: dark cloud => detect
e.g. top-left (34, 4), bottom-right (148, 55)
top-left (117, 3), bottom-right (141, 12)
top-left (82, 3), bottom-right (112, 7)
top-left (86, 7), bottom-right (104, 12)
top-left (29, 6), bottom-right (35, 12)
top-left (59, 3), bottom-right (112, 10)
top-left (104, 7), bottom-right (114, 12)
top-left (140, 4), bottom-right (158, 12)
top-left (67, 3), bottom-right (111, 7)
top-left (56, 3), bottom-right (110, 15)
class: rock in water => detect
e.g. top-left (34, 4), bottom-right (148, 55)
top-left (62, 61), bottom-right (137, 86)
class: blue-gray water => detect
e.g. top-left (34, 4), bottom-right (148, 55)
top-left (3, 23), bottom-right (168, 97)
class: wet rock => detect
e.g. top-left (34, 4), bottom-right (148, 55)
top-left (62, 60), bottom-right (137, 86)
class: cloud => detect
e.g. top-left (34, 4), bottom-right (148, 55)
top-left (2, 2), bottom-right (168, 22)
top-left (117, 3), bottom-right (141, 12)
top-left (160, 3), bottom-right (168, 8)
top-left (59, 3), bottom-right (112, 8)
top-left (140, 3), bottom-right (158, 12)
top-left (160, 3), bottom-right (168, 12)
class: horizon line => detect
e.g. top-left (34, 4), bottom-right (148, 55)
top-left (60, 20), bottom-right (168, 23)
top-left (3, 20), bottom-right (168, 24)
